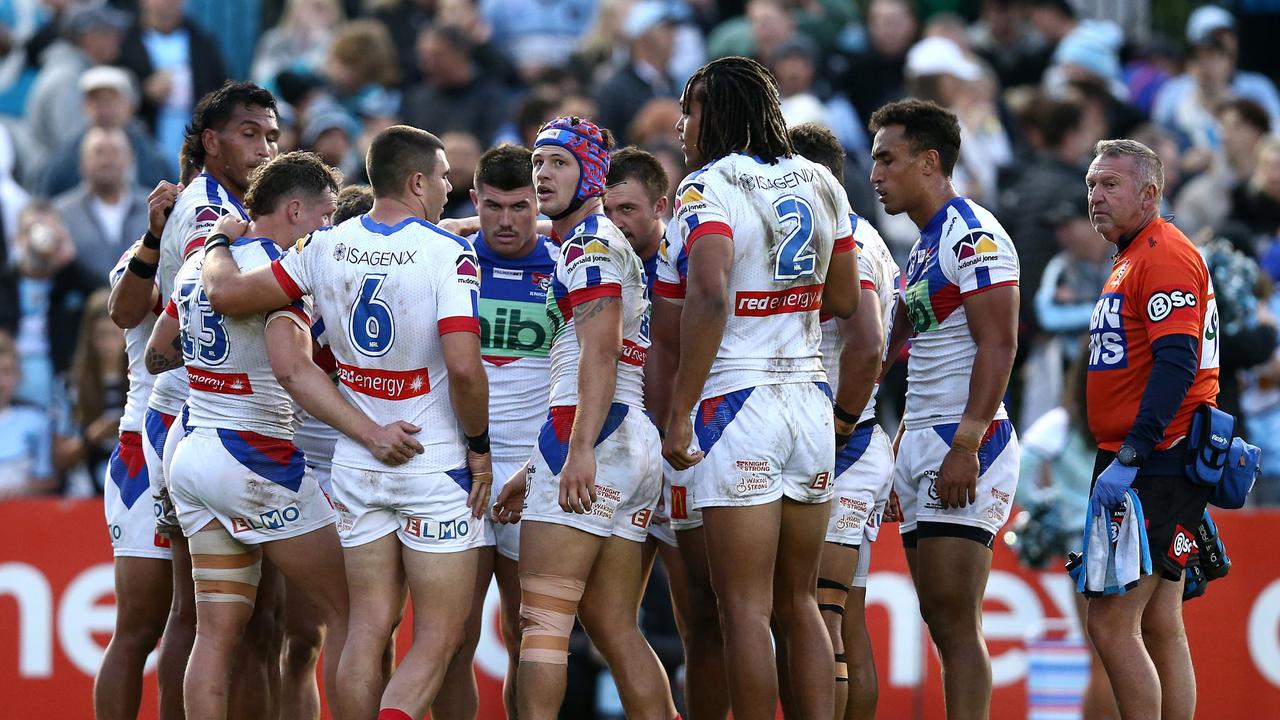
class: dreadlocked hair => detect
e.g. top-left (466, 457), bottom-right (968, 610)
top-left (682, 56), bottom-right (792, 165)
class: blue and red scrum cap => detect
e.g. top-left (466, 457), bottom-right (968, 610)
top-left (534, 116), bottom-right (610, 204)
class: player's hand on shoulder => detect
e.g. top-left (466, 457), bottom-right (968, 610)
top-left (661, 414), bottom-right (703, 471)
top-left (493, 464), bottom-right (528, 524)
top-left (147, 180), bottom-right (182, 236)
top-left (466, 449), bottom-right (493, 519)
top-left (211, 214), bottom-right (249, 243)
top-left (559, 450), bottom-right (597, 514)
top-left (362, 420), bottom-right (424, 466)
top-left (938, 448), bottom-right (979, 509)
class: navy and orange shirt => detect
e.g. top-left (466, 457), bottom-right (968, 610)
top-left (1086, 217), bottom-right (1220, 451)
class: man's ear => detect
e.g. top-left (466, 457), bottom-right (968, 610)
top-left (655, 194), bottom-right (669, 217)
top-left (201, 128), bottom-right (219, 159)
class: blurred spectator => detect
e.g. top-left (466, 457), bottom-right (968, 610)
top-left (0, 330), bottom-right (55, 498)
top-left (118, 0), bottom-right (230, 162)
top-left (1128, 123), bottom-right (1184, 210)
top-left (300, 98), bottom-right (359, 176)
top-left (627, 97), bottom-right (682, 147)
top-left (38, 65), bottom-right (173, 200)
top-left (441, 130), bottom-right (480, 219)
top-left (1034, 195), bottom-right (1113, 341)
top-left (555, 93), bottom-right (599, 125)
top-left (769, 33), bottom-right (865, 155)
top-left (0, 0), bottom-right (52, 116)
top-left (594, 2), bottom-right (681, 146)
top-left (323, 19), bottom-right (401, 122)
top-left (1152, 6), bottom-right (1280, 145)
top-left (840, 0), bottom-right (917, 128)
top-left (62, 287), bottom-right (127, 491)
top-left (1229, 136), bottom-right (1280, 246)
top-left (904, 36), bottom-right (1010, 206)
top-left (706, 0), bottom-right (795, 61)
top-left (1044, 17), bottom-right (1127, 100)
top-left (1175, 99), bottom-right (1271, 240)
top-left (0, 202), bottom-right (98, 408)
top-left (53, 126), bottom-right (149, 281)
top-left (998, 95), bottom-right (1094, 335)
top-left (478, 0), bottom-right (597, 81)
top-left (402, 24), bottom-right (508, 147)
top-left (639, 140), bottom-right (686, 214)
top-left (1122, 33), bottom-right (1181, 117)
top-left (970, 0), bottom-right (1049, 90)
top-left (24, 4), bottom-right (130, 156)
top-left (0, 121), bottom-right (31, 265)
top-left (1025, 0), bottom-right (1077, 52)
top-left (1157, 33), bottom-right (1238, 156)
top-left (1062, 75), bottom-right (1145, 147)
top-left (577, 0), bottom-right (633, 85)
top-left (251, 0), bottom-right (345, 88)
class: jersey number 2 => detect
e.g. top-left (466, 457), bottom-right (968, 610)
top-left (350, 273), bottom-right (395, 357)
top-left (773, 195), bottom-right (817, 281)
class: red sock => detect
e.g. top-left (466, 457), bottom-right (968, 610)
top-left (377, 709), bottom-right (413, 720)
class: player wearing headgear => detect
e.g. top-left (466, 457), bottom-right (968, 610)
top-left (432, 144), bottom-right (558, 720)
top-left (789, 122), bottom-right (898, 720)
top-left (198, 125), bottom-right (490, 720)
top-left (491, 116), bottom-right (676, 719)
top-left (872, 99), bottom-right (1020, 719)
top-left (111, 80), bottom-right (281, 717)
top-left (142, 151), bottom-right (354, 719)
top-left (95, 180), bottom-right (181, 720)
top-left (659, 57), bottom-right (859, 720)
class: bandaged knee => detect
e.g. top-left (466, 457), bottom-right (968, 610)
top-left (834, 651), bottom-right (849, 683)
top-left (189, 528), bottom-right (262, 606)
top-left (818, 577), bottom-right (849, 616)
top-left (519, 573), bottom-right (585, 665)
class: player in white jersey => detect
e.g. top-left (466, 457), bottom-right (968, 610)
top-left (658, 58), bottom-right (859, 720)
top-left (199, 126), bottom-right (490, 720)
top-left (871, 100), bottom-right (1020, 719)
top-left (104, 81), bottom-right (284, 718)
top-left (143, 152), bottom-right (359, 719)
top-left (489, 117), bottom-right (675, 719)
top-left (603, 147), bottom-right (706, 715)
top-left (96, 182), bottom-right (180, 720)
top-left (790, 123), bottom-right (899, 720)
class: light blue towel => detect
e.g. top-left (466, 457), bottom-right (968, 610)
top-left (1075, 489), bottom-right (1152, 597)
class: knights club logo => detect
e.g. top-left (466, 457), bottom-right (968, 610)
top-left (195, 206), bottom-right (226, 224)
top-left (952, 232), bottom-right (999, 261)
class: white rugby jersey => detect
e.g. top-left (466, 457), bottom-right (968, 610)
top-left (819, 213), bottom-right (900, 423)
top-left (294, 317), bottom-right (339, 471)
top-left (901, 196), bottom-right (1019, 429)
top-left (169, 238), bottom-right (309, 439)
top-left (150, 172), bottom-right (250, 416)
top-left (545, 214), bottom-right (649, 409)
top-left (658, 153), bottom-right (854, 399)
top-left (473, 231), bottom-right (559, 461)
top-left (109, 241), bottom-right (162, 434)
top-left (273, 214), bottom-right (481, 473)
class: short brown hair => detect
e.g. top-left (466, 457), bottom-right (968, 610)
top-left (869, 99), bottom-right (961, 177)
top-left (788, 123), bottom-right (845, 183)
top-left (244, 151), bottom-right (343, 217)
top-left (366, 125), bottom-right (445, 198)
top-left (474, 144), bottom-right (533, 192)
top-left (334, 184), bottom-right (373, 223)
top-left (606, 147), bottom-right (668, 204)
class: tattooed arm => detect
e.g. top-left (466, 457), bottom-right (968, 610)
top-left (145, 307), bottom-right (185, 374)
top-left (558, 294), bottom-right (623, 513)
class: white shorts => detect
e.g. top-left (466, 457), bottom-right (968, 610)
top-left (103, 431), bottom-right (172, 559)
top-left (523, 403), bottom-right (661, 543)
top-left (310, 462), bottom-right (333, 498)
top-left (689, 382), bottom-right (835, 510)
top-left (142, 407), bottom-right (182, 534)
top-left (852, 539), bottom-right (873, 589)
top-left (667, 460), bottom-right (703, 532)
top-left (647, 469), bottom-right (677, 547)
top-left (826, 423), bottom-right (894, 547)
top-left (893, 420), bottom-right (1019, 541)
top-left (169, 427), bottom-right (336, 544)
top-left (330, 460), bottom-right (486, 553)
top-left (481, 459), bottom-right (526, 561)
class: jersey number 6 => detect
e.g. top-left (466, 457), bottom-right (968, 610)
top-left (350, 273), bottom-right (396, 357)
top-left (773, 195), bottom-right (817, 281)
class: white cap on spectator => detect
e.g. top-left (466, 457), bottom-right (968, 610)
top-left (625, 1), bottom-right (681, 41)
top-left (1187, 6), bottom-right (1235, 45)
top-left (79, 66), bottom-right (136, 104)
top-left (905, 37), bottom-right (980, 82)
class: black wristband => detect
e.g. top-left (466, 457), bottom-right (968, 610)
top-left (465, 431), bottom-right (491, 455)
top-left (142, 230), bottom-right (161, 250)
top-left (128, 255), bottom-right (158, 279)
top-left (833, 402), bottom-right (858, 425)
top-left (204, 233), bottom-right (231, 252)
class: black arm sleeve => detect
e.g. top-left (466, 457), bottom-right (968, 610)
top-left (1124, 333), bottom-right (1200, 459)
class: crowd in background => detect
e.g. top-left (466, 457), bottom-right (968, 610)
top-left (1, 0), bottom-right (1280, 512)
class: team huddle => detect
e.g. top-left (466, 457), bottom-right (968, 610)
top-left (100, 57), bottom-right (1024, 720)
